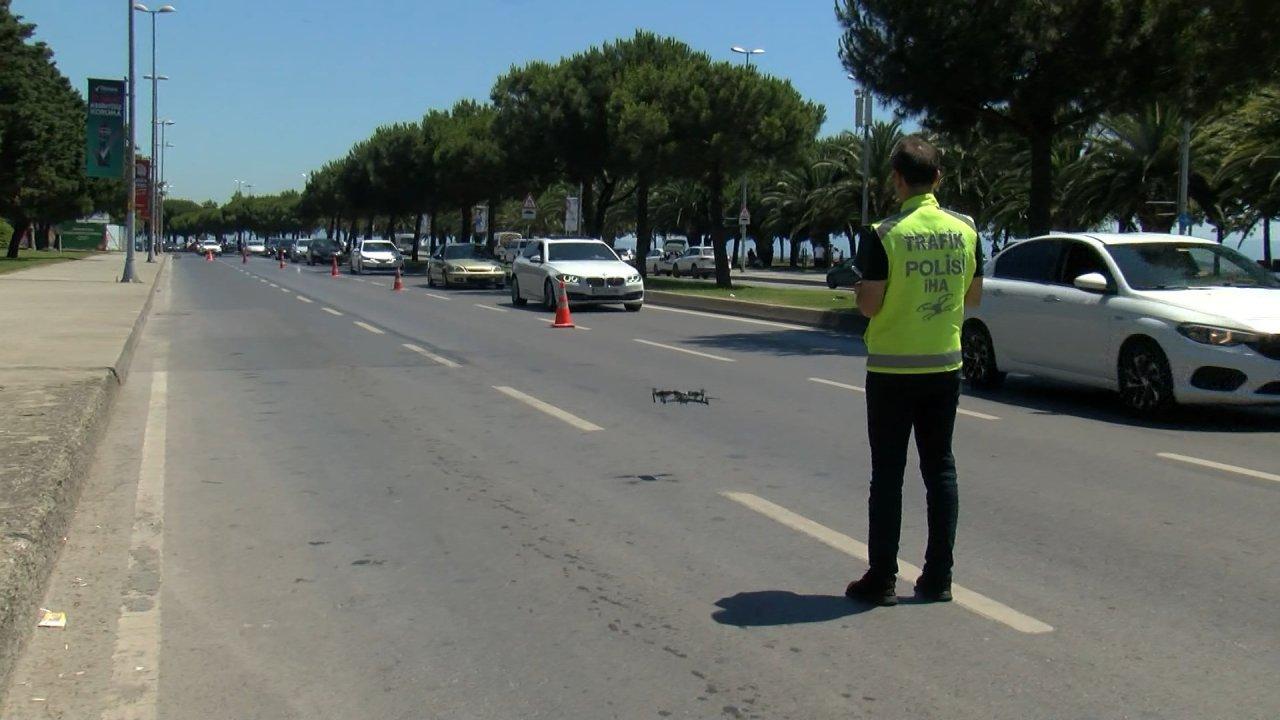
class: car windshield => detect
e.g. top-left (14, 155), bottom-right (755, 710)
top-left (1105, 242), bottom-right (1280, 290)
top-left (443, 245), bottom-right (482, 260)
top-left (362, 241), bottom-right (396, 253)
top-left (547, 242), bottom-right (618, 262)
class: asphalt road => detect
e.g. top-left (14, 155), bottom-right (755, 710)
top-left (5, 254), bottom-right (1278, 719)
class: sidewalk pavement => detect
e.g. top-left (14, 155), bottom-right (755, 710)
top-left (736, 268), bottom-right (829, 287)
top-left (0, 252), bottom-right (166, 686)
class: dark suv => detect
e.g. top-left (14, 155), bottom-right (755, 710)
top-left (307, 238), bottom-right (346, 265)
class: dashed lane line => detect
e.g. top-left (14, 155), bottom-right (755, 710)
top-left (721, 491), bottom-right (1054, 635)
top-left (322, 307), bottom-right (343, 316)
top-left (527, 314), bottom-right (590, 331)
top-left (354, 321), bottom-right (385, 335)
top-left (425, 292), bottom-right (451, 300)
top-left (402, 343), bottom-right (461, 369)
top-left (634, 338), bottom-right (734, 363)
top-left (475, 303), bottom-right (509, 313)
top-left (492, 386), bottom-right (604, 432)
top-left (296, 295), bottom-right (313, 303)
top-left (808, 377), bottom-right (1000, 421)
top-left (1157, 453), bottom-right (1280, 484)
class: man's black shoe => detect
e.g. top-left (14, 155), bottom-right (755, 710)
top-left (845, 573), bottom-right (898, 606)
top-left (913, 576), bottom-right (952, 602)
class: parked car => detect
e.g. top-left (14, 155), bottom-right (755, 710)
top-left (826, 258), bottom-right (861, 288)
top-left (245, 240), bottom-right (266, 255)
top-left (349, 238), bottom-right (403, 274)
top-left (963, 232), bottom-right (1280, 415)
top-left (510, 238), bottom-right (643, 312)
top-left (427, 244), bottom-right (505, 289)
top-left (307, 238), bottom-right (344, 265)
top-left (498, 239), bottom-right (530, 264)
top-left (287, 238), bottom-right (312, 263)
top-left (616, 247), bottom-right (636, 265)
top-left (671, 246), bottom-right (716, 278)
top-left (197, 238), bottom-right (222, 255)
top-left (643, 249), bottom-right (665, 275)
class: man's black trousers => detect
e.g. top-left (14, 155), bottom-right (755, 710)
top-left (864, 370), bottom-right (960, 582)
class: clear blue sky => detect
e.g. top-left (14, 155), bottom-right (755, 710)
top-left (14, 0), bottom-right (874, 205)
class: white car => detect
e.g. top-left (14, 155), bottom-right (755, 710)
top-left (197, 239), bottom-right (222, 255)
top-left (510, 238), bottom-right (644, 312)
top-left (963, 232), bottom-right (1280, 415)
top-left (245, 240), bottom-right (266, 255)
top-left (671, 246), bottom-right (716, 278)
top-left (349, 239), bottom-right (403, 274)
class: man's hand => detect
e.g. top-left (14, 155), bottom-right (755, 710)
top-left (964, 277), bottom-right (983, 309)
top-left (856, 280), bottom-right (886, 318)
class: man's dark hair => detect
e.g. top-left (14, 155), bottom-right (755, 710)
top-left (891, 135), bottom-right (942, 188)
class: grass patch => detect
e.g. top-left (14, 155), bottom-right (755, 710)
top-left (0, 249), bottom-right (97, 275)
top-left (645, 277), bottom-right (856, 312)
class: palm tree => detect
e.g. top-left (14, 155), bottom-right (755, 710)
top-left (1214, 87), bottom-right (1280, 263)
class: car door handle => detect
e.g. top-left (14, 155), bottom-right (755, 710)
top-left (1042, 295), bottom-right (1061, 303)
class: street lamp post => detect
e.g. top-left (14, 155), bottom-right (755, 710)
top-left (731, 46), bottom-right (764, 272)
top-left (157, 119), bottom-right (173, 245)
top-left (134, 3), bottom-right (175, 262)
top-left (849, 74), bottom-right (873, 230)
top-left (121, 1), bottom-right (140, 283)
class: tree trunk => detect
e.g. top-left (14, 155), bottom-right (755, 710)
top-left (385, 216), bottom-right (398, 241)
top-left (5, 216), bottom-right (26, 259)
top-left (578, 178), bottom-right (594, 237)
top-left (364, 217), bottom-right (374, 240)
top-left (459, 206), bottom-right (472, 244)
top-left (34, 223), bottom-right (50, 250)
top-left (486, 196), bottom-right (498, 254)
top-left (347, 217), bottom-right (358, 246)
top-left (1027, 120), bottom-right (1054, 237)
top-left (789, 234), bottom-right (801, 268)
top-left (635, 175), bottom-right (652, 278)
top-left (327, 216), bottom-right (337, 240)
top-left (1263, 217), bottom-right (1272, 266)
top-left (411, 212), bottom-right (424, 263)
top-left (594, 179), bottom-right (615, 241)
top-left (707, 172), bottom-right (731, 287)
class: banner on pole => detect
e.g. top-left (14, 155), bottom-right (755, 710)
top-left (565, 197), bottom-right (581, 234)
top-left (473, 204), bottom-right (489, 235)
top-left (134, 158), bottom-right (151, 219)
top-left (86, 78), bottom-right (126, 179)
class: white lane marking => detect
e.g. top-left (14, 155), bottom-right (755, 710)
top-left (810, 377), bottom-right (865, 393)
top-left (634, 338), bottom-right (735, 363)
top-left (475, 303), bottom-right (509, 313)
top-left (425, 292), bottom-right (451, 300)
top-left (649, 304), bottom-right (813, 332)
top-left (354, 321), bottom-right (385, 335)
top-left (492, 386), bottom-right (603, 432)
top-left (721, 491), bottom-right (1054, 635)
top-left (322, 307), bottom-right (343, 316)
top-left (102, 367), bottom-right (169, 719)
top-left (296, 295), bottom-right (313, 303)
top-left (280, 287), bottom-right (291, 293)
top-left (267, 282), bottom-right (279, 288)
top-left (529, 315), bottom-right (589, 331)
top-left (1158, 453), bottom-right (1280, 484)
top-left (808, 377), bottom-right (1000, 421)
top-left (402, 343), bottom-right (460, 368)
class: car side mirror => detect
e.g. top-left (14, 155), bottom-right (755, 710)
top-left (531, 255), bottom-right (543, 264)
top-left (1073, 272), bottom-right (1110, 293)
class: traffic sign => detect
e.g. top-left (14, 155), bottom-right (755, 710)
top-left (738, 204), bottom-right (751, 225)
top-left (521, 193), bottom-right (537, 221)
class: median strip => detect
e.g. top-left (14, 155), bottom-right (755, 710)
top-left (1158, 452), bottom-right (1280, 484)
top-left (721, 491), bottom-right (1053, 635)
top-left (492, 386), bottom-right (603, 432)
top-left (402, 343), bottom-right (460, 368)
top-left (633, 338), bottom-right (734, 363)
top-left (353, 321), bottom-right (385, 335)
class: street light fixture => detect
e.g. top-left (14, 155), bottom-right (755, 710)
top-left (134, 2), bottom-right (175, 261)
top-left (729, 46), bottom-right (765, 271)
top-left (156, 120), bottom-right (174, 245)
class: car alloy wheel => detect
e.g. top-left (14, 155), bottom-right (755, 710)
top-left (1118, 339), bottom-right (1175, 416)
top-left (961, 322), bottom-right (1005, 389)
top-left (672, 264), bottom-right (682, 278)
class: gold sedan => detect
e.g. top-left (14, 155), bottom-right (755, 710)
top-left (426, 244), bottom-right (506, 289)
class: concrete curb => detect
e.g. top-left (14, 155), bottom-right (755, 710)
top-left (0, 255), bottom-right (167, 686)
top-left (645, 290), bottom-right (867, 334)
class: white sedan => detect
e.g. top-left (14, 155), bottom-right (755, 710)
top-left (510, 238), bottom-right (644, 312)
top-left (963, 232), bottom-right (1280, 415)
top-left (671, 246), bottom-right (716, 278)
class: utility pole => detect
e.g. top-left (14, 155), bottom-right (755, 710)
top-left (850, 76), bottom-right (873, 227)
top-left (1177, 118), bottom-right (1191, 235)
top-left (731, 46), bottom-right (765, 271)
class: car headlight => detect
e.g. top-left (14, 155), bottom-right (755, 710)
top-left (1177, 323), bottom-right (1260, 346)
top-left (560, 274), bottom-right (581, 284)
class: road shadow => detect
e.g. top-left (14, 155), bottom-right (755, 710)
top-left (683, 330), bottom-right (864, 358)
top-left (711, 590), bottom-right (874, 627)
top-left (967, 377), bottom-right (1280, 433)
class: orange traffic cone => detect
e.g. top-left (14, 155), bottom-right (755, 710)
top-left (330, 256), bottom-right (340, 277)
top-left (392, 267), bottom-right (404, 291)
top-left (278, 251), bottom-right (286, 269)
top-left (206, 250), bottom-right (213, 262)
top-left (552, 278), bottom-right (575, 328)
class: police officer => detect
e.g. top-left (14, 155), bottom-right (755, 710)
top-left (845, 135), bottom-right (984, 606)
